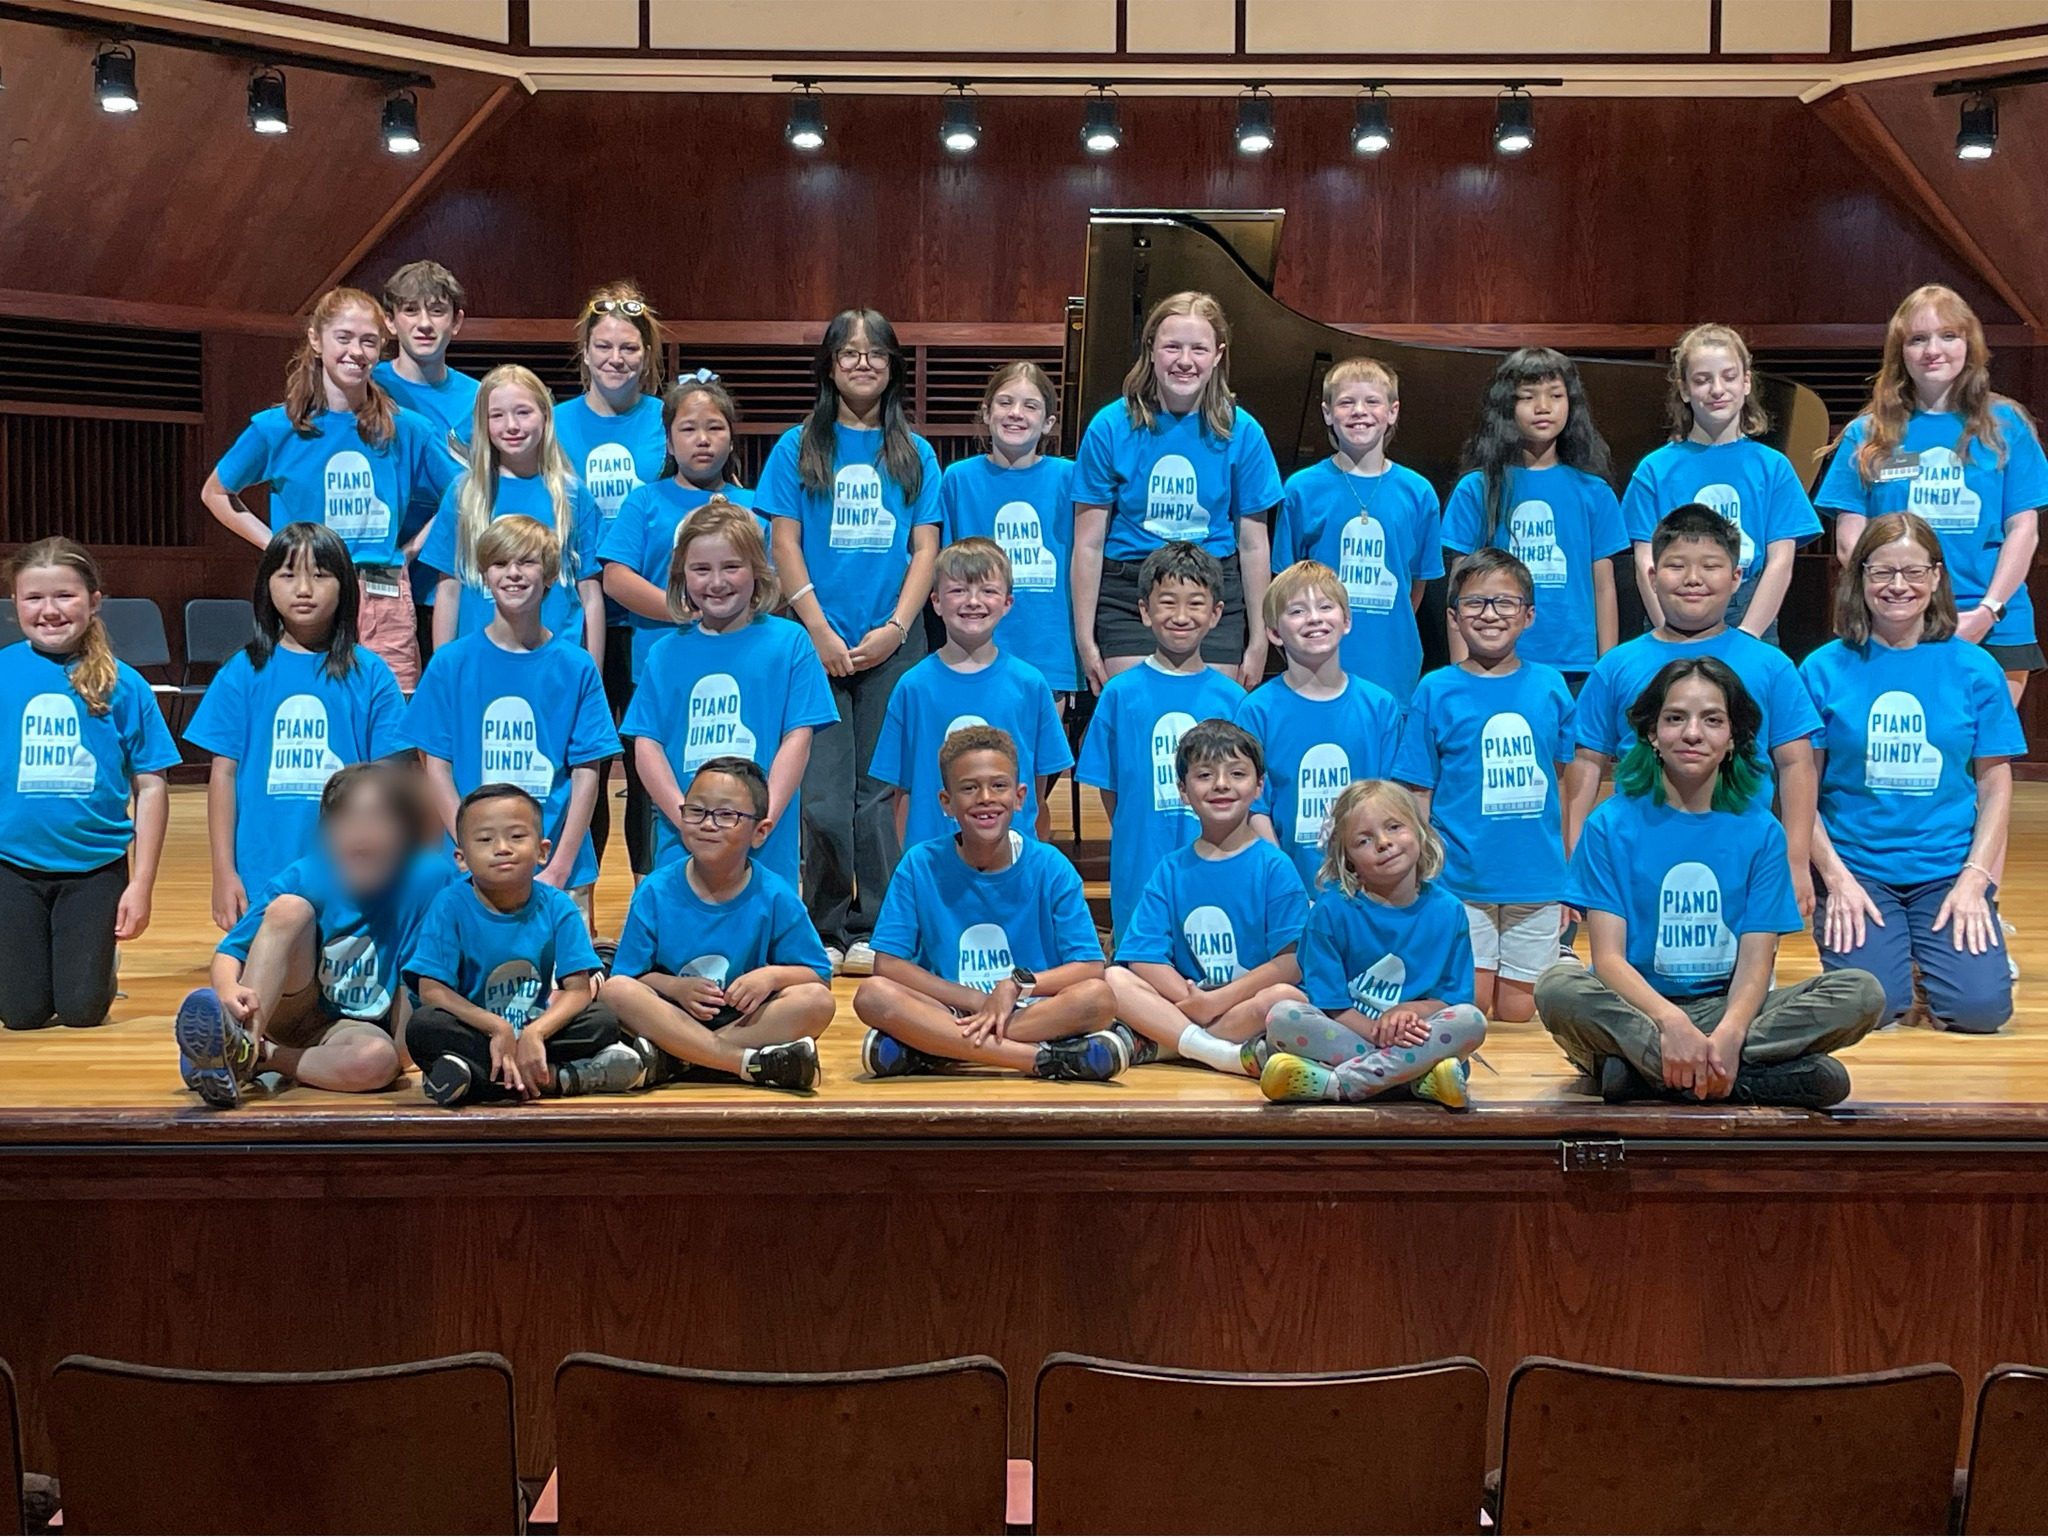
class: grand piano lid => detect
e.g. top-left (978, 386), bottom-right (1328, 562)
top-left (1067, 209), bottom-right (1833, 495)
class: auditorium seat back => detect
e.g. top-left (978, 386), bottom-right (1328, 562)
top-left (553, 1353), bottom-right (1009, 1534)
top-left (1963, 1364), bottom-right (2048, 1534)
top-left (1031, 1353), bottom-right (1489, 1534)
top-left (1496, 1356), bottom-right (1962, 1535)
top-left (181, 598), bottom-right (257, 687)
top-left (48, 1352), bottom-right (521, 1534)
top-left (1, 1360), bottom-right (21, 1536)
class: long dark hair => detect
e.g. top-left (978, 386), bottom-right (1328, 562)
top-left (1615, 656), bottom-right (1766, 813)
top-left (249, 522), bottom-right (360, 681)
top-left (796, 308), bottom-right (924, 501)
top-left (1459, 347), bottom-right (1613, 543)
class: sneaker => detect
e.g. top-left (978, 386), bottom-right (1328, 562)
top-left (741, 1037), bottom-right (820, 1091)
top-left (1110, 1021), bottom-right (1156, 1067)
top-left (1034, 1029), bottom-right (1130, 1082)
top-left (422, 1054), bottom-right (475, 1108)
top-left (556, 1042), bottom-right (650, 1097)
top-left (824, 945), bottom-right (846, 977)
top-left (1732, 1054), bottom-right (1851, 1110)
top-left (1411, 1057), bottom-right (1471, 1111)
top-left (174, 988), bottom-right (259, 1110)
top-left (1238, 1035), bottom-right (1272, 1077)
top-left (1260, 1052), bottom-right (1334, 1103)
top-left (1598, 1055), bottom-right (1658, 1104)
top-left (592, 939), bottom-right (619, 979)
top-left (861, 1027), bottom-right (944, 1079)
top-left (841, 941), bottom-right (877, 977)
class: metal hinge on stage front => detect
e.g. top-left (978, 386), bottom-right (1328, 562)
top-left (1559, 1138), bottom-right (1627, 1174)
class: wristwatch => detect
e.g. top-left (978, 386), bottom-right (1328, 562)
top-left (1008, 965), bottom-right (1037, 1000)
top-left (1984, 597), bottom-right (2009, 623)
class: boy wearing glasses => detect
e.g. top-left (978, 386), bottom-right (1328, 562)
top-left (1393, 549), bottom-right (1576, 1022)
top-left (1561, 505), bottom-right (1820, 910)
top-left (602, 757), bottom-right (835, 1091)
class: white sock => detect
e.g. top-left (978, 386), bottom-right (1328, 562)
top-left (1177, 1024), bottom-right (1251, 1076)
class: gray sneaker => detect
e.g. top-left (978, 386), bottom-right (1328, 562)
top-left (556, 1042), bottom-right (649, 1097)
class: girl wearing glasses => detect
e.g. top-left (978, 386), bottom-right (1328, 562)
top-left (554, 282), bottom-right (668, 880)
top-left (1802, 513), bottom-right (2024, 1033)
top-left (1817, 284), bottom-right (2048, 706)
top-left (762, 309), bottom-right (943, 974)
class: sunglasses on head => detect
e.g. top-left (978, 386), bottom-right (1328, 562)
top-left (586, 297), bottom-right (648, 319)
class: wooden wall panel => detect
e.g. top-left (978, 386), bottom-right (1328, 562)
top-left (344, 93), bottom-right (2015, 329)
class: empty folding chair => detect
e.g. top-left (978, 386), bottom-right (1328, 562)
top-left (1033, 1353), bottom-right (1488, 1535)
top-left (1496, 1356), bottom-right (1962, 1535)
top-left (48, 1352), bottom-right (521, 1535)
top-left (553, 1353), bottom-right (1008, 1534)
top-left (1, 1360), bottom-right (21, 1536)
top-left (0, 602), bottom-right (19, 649)
top-left (181, 598), bottom-right (257, 695)
top-left (1962, 1364), bottom-right (2048, 1534)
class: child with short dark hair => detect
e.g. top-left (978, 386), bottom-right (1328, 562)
top-left (404, 784), bottom-right (645, 1106)
top-left (175, 762), bottom-right (455, 1108)
top-left (1108, 719), bottom-right (1308, 1075)
top-left (374, 259), bottom-right (479, 451)
top-left (853, 726), bottom-right (1125, 1081)
top-left (602, 757), bottom-right (835, 1092)
top-left (873, 537), bottom-right (1071, 857)
top-left (1394, 549), bottom-right (1575, 1023)
top-left (1075, 541), bottom-right (1247, 943)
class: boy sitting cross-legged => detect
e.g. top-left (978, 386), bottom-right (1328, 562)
top-left (601, 756), bottom-right (836, 1093)
top-left (1107, 719), bottom-right (1309, 1075)
top-left (853, 725), bottom-right (1127, 1081)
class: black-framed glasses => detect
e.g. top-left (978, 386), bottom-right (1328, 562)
top-left (1863, 562), bottom-right (1940, 585)
top-left (1453, 594), bottom-right (1528, 617)
top-left (834, 347), bottom-right (887, 368)
top-left (587, 297), bottom-right (648, 318)
top-left (680, 803), bottom-right (761, 830)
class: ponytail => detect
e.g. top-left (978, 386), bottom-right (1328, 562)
top-left (6, 538), bottom-right (117, 716)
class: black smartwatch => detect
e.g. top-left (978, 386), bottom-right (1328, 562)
top-left (1008, 965), bottom-right (1037, 1000)
top-left (1984, 597), bottom-right (2009, 623)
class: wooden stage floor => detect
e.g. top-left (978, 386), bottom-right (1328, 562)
top-left (4, 782), bottom-right (2048, 1144)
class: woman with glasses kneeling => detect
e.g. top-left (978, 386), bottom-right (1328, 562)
top-left (1800, 512), bottom-right (2026, 1033)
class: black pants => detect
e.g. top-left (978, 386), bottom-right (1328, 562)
top-left (0, 857), bottom-right (126, 1031)
top-left (404, 1000), bottom-right (621, 1105)
top-left (592, 625), bottom-right (654, 877)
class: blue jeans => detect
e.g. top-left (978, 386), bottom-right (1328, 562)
top-left (1815, 872), bottom-right (2011, 1034)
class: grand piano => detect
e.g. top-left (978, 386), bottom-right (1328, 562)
top-left (1063, 208), bottom-right (1836, 657)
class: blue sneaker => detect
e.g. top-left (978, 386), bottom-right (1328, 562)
top-left (860, 1028), bottom-right (944, 1079)
top-left (1034, 1029), bottom-right (1130, 1082)
top-left (175, 988), bottom-right (258, 1110)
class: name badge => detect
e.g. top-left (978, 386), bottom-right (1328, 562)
top-left (358, 568), bottom-right (402, 599)
top-left (1875, 452), bottom-right (1921, 483)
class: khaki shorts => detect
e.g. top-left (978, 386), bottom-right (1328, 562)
top-left (266, 978), bottom-right (391, 1050)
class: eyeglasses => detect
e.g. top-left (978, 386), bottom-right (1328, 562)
top-left (1863, 563), bottom-right (1940, 586)
top-left (834, 347), bottom-right (888, 368)
top-left (586, 297), bottom-right (648, 318)
top-left (680, 803), bottom-right (761, 830)
top-left (1452, 594), bottom-right (1528, 617)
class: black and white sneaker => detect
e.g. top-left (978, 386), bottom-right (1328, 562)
top-left (741, 1038), bottom-right (820, 1091)
top-left (1034, 1029), bottom-right (1131, 1082)
top-left (422, 1054), bottom-right (474, 1108)
top-left (1732, 1054), bottom-right (1851, 1110)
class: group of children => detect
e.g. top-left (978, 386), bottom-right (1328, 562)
top-left (1, 266), bottom-right (2035, 1116)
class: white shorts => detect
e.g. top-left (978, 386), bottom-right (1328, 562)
top-left (1464, 901), bottom-right (1563, 984)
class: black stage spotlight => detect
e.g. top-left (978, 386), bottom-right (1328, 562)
top-left (941, 85), bottom-right (980, 153)
top-left (1957, 92), bottom-right (1998, 159)
top-left (382, 88), bottom-right (421, 154)
top-left (247, 66), bottom-right (288, 135)
top-left (94, 41), bottom-right (138, 114)
top-left (786, 84), bottom-right (826, 150)
top-left (1353, 87), bottom-right (1391, 155)
top-left (1082, 86), bottom-right (1121, 153)
top-left (1236, 87), bottom-right (1274, 154)
top-left (1493, 87), bottom-right (1534, 154)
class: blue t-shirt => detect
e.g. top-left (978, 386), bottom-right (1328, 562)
top-left (871, 651), bottom-right (1073, 849)
top-left (1801, 636), bottom-right (2028, 887)
top-left (756, 423), bottom-right (943, 643)
top-left (1074, 662), bottom-right (1246, 941)
top-left (1072, 400), bottom-right (1286, 560)
top-left (1292, 882), bottom-right (1475, 1019)
top-left (1815, 404), bottom-right (2048, 647)
top-left (212, 405), bottom-right (458, 570)
top-left (1622, 437), bottom-right (1821, 584)
top-left (371, 360), bottom-right (481, 448)
top-left (871, 835), bottom-right (1103, 988)
top-left (618, 616), bottom-right (838, 888)
top-left (399, 632), bottom-right (621, 889)
top-left (183, 644), bottom-right (407, 898)
top-left (613, 859), bottom-right (831, 983)
top-left (554, 393), bottom-right (668, 625)
top-left (0, 645), bottom-right (180, 872)
top-left (1232, 675), bottom-right (1404, 890)
top-left (1441, 464), bottom-right (1629, 672)
top-left (1273, 459), bottom-right (1445, 699)
top-left (596, 479), bottom-right (764, 678)
top-left (938, 455), bottom-right (1081, 691)
top-left (418, 471), bottom-right (603, 643)
top-left (1393, 661), bottom-right (1576, 906)
top-left (1565, 793), bottom-right (1800, 999)
top-left (405, 877), bottom-right (601, 1030)
top-left (1115, 839), bottom-right (1308, 986)
top-left (1574, 628), bottom-right (1820, 766)
top-left (221, 850), bottom-right (455, 1022)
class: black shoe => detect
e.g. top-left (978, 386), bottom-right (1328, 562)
top-left (592, 939), bottom-right (619, 977)
top-left (1111, 1021), bottom-right (1158, 1067)
top-left (741, 1038), bottom-right (820, 1091)
top-left (1598, 1056), bottom-right (1658, 1103)
top-left (1731, 1054), bottom-right (1851, 1110)
top-left (1034, 1029), bottom-right (1130, 1082)
top-left (422, 1054), bottom-right (474, 1108)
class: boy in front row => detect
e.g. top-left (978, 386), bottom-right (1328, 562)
top-left (404, 783), bottom-right (647, 1106)
top-left (853, 725), bottom-right (1127, 1081)
top-left (603, 757), bottom-right (836, 1092)
top-left (1108, 719), bottom-right (1308, 1075)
